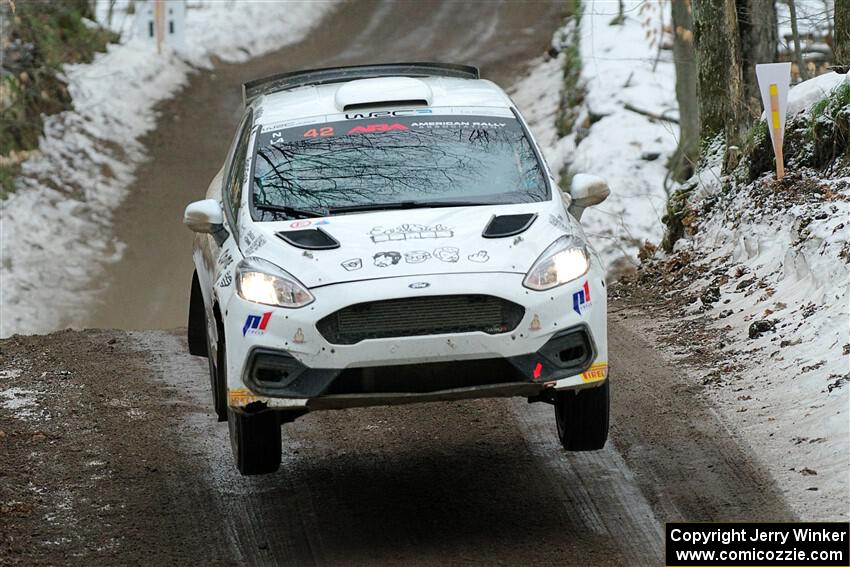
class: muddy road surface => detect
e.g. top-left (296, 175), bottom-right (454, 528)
top-left (0, 301), bottom-right (793, 566)
top-left (1, 2), bottom-right (796, 565)
top-left (86, 0), bottom-right (568, 330)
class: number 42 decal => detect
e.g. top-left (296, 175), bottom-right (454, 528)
top-left (303, 127), bottom-right (334, 138)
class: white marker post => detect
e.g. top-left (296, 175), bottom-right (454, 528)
top-left (755, 62), bottom-right (792, 180)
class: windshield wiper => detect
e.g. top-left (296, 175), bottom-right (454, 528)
top-left (254, 203), bottom-right (326, 219)
top-left (328, 200), bottom-right (495, 214)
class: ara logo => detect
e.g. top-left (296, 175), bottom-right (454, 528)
top-left (243, 312), bottom-right (272, 336)
top-left (347, 123), bottom-right (408, 135)
top-left (572, 281), bottom-right (591, 316)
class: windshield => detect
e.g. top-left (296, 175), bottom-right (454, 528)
top-left (251, 114), bottom-right (549, 221)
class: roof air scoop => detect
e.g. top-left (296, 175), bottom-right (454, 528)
top-left (334, 77), bottom-right (433, 112)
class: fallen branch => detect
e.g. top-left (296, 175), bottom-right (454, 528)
top-left (624, 103), bottom-right (680, 124)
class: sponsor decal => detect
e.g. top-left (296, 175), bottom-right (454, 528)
top-left (293, 328), bottom-right (305, 344)
top-left (404, 250), bottom-right (431, 264)
top-left (348, 123), bottom-right (408, 135)
top-left (373, 251), bottom-right (401, 267)
top-left (344, 109), bottom-right (432, 120)
top-left (468, 250), bottom-right (489, 263)
top-left (581, 362), bottom-right (608, 383)
top-left (433, 246), bottom-right (460, 263)
top-left (228, 388), bottom-right (260, 406)
top-left (290, 220), bottom-right (312, 228)
top-left (244, 234), bottom-right (267, 255)
top-left (341, 258), bottom-right (362, 271)
top-left (529, 314), bottom-right (541, 331)
top-left (409, 282), bottom-right (430, 289)
top-left (549, 214), bottom-right (569, 232)
top-left (572, 280), bottom-right (592, 316)
top-left (410, 121), bottom-right (507, 128)
top-left (218, 250), bottom-right (234, 270)
top-left (370, 223), bottom-right (453, 243)
top-left (217, 272), bottom-right (233, 288)
top-left (243, 312), bottom-right (272, 337)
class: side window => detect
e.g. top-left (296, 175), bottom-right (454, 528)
top-left (223, 111), bottom-right (253, 237)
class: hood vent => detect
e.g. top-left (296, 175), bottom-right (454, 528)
top-left (276, 228), bottom-right (340, 250)
top-left (482, 213), bottom-right (538, 238)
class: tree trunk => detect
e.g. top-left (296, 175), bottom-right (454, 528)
top-left (692, 0), bottom-right (746, 169)
top-left (836, 0), bottom-right (850, 65)
top-left (737, 0), bottom-right (778, 118)
top-left (787, 0), bottom-right (809, 80)
top-left (669, 0), bottom-right (700, 181)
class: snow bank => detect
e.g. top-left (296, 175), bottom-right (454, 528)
top-left (672, 79), bottom-right (850, 520)
top-left (516, 3), bottom-right (848, 520)
top-left (512, 1), bottom-right (677, 271)
top-left (0, 1), bottom-right (338, 337)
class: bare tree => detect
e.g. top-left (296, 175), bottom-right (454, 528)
top-left (738, 0), bottom-right (778, 117)
top-left (669, 0), bottom-right (700, 181)
top-left (836, 0), bottom-right (850, 65)
top-left (787, 0), bottom-right (810, 80)
top-left (693, 0), bottom-right (746, 169)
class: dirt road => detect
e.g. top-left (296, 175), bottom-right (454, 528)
top-left (0, 2), bottom-right (796, 565)
top-left (0, 299), bottom-right (793, 566)
top-left (86, 0), bottom-right (568, 330)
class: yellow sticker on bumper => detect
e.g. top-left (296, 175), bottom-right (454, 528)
top-left (581, 362), bottom-right (608, 383)
top-left (227, 388), bottom-right (259, 406)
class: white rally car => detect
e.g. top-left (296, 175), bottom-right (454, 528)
top-left (184, 63), bottom-right (611, 475)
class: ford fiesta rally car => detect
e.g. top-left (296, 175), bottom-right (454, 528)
top-left (184, 63), bottom-right (612, 475)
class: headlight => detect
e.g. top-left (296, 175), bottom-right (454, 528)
top-left (523, 236), bottom-right (590, 290)
top-left (235, 257), bottom-right (314, 308)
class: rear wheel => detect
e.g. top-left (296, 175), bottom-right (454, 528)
top-left (228, 408), bottom-right (282, 476)
top-left (554, 380), bottom-right (609, 451)
top-left (205, 312), bottom-right (228, 422)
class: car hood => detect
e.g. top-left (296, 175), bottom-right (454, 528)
top-left (240, 202), bottom-right (576, 288)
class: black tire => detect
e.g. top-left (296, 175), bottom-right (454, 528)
top-left (187, 271), bottom-right (208, 357)
top-left (205, 312), bottom-right (228, 422)
top-left (554, 379), bottom-right (609, 451)
top-left (228, 408), bottom-right (281, 476)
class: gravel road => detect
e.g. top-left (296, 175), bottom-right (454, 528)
top-left (0, 2), bottom-right (795, 565)
top-left (0, 299), bottom-right (793, 566)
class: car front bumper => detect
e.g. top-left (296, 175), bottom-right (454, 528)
top-left (222, 272), bottom-right (608, 411)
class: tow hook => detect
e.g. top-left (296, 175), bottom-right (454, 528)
top-left (527, 386), bottom-right (557, 405)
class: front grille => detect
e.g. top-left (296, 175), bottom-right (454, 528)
top-left (317, 295), bottom-right (525, 345)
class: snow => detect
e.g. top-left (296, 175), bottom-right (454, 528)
top-left (0, 1), bottom-right (338, 337)
top-left (513, 1), bottom-right (677, 271)
top-left (671, 81), bottom-right (850, 519)
top-left (516, 3), bottom-right (848, 520)
top-left (786, 71), bottom-right (847, 117)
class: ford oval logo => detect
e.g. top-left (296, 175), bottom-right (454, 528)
top-left (409, 282), bottom-right (430, 289)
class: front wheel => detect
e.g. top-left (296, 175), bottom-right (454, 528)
top-left (228, 408), bottom-right (281, 476)
top-left (554, 380), bottom-right (609, 451)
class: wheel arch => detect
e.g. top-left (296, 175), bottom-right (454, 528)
top-left (187, 270), bottom-right (209, 357)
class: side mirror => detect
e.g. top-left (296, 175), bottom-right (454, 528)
top-left (568, 174), bottom-right (610, 221)
top-left (184, 199), bottom-right (224, 233)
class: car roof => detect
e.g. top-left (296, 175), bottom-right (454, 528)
top-left (253, 76), bottom-right (515, 127)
